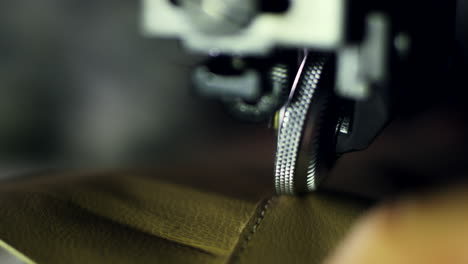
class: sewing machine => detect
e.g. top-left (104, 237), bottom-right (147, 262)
top-left (142, 0), bottom-right (460, 194)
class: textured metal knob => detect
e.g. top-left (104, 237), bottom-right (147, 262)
top-left (274, 54), bottom-right (331, 194)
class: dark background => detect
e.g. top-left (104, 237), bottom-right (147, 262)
top-left (0, 0), bottom-right (276, 180)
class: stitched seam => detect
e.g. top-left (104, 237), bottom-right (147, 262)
top-left (228, 197), bottom-right (276, 264)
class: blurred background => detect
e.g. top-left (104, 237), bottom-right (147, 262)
top-left (0, 0), bottom-right (274, 180)
top-left (1, 0), bottom-right (468, 195)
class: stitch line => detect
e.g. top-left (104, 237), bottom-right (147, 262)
top-left (228, 197), bottom-right (275, 263)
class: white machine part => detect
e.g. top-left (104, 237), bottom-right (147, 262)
top-left (142, 0), bottom-right (346, 55)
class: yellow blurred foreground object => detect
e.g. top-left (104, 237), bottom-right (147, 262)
top-left (0, 240), bottom-right (36, 264)
top-left (325, 185), bottom-right (468, 264)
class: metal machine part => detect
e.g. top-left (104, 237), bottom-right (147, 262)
top-left (193, 54), bottom-right (296, 122)
top-left (142, 0), bottom-right (345, 54)
top-left (177, 0), bottom-right (259, 35)
top-left (193, 66), bottom-right (262, 101)
top-left (274, 53), bottom-right (339, 194)
top-left (143, 0), bottom-right (389, 102)
top-left (142, 0), bottom-right (458, 194)
top-left (336, 13), bottom-right (390, 100)
top-left (223, 64), bottom-right (291, 122)
top-left (275, 54), bottom-right (325, 194)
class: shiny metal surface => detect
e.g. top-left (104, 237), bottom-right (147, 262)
top-left (180, 0), bottom-right (258, 35)
top-left (224, 64), bottom-right (290, 122)
top-left (275, 54), bottom-right (327, 194)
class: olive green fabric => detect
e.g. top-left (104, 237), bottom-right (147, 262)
top-left (232, 195), bottom-right (368, 264)
top-left (0, 171), bottom-right (367, 264)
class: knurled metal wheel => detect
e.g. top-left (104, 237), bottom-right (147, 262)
top-left (274, 54), bottom-right (334, 195)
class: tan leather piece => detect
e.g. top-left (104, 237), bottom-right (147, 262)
top-left (0, 192), bottom-right (219, 264)
top-left (233, 194), bottom-right (368, 264)
top-left (0, 172), bottom-right (260, 263)
top-left (0, 171), bottom-right (367, 263)
top-left (50, 176), bottom-right (258, 256)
